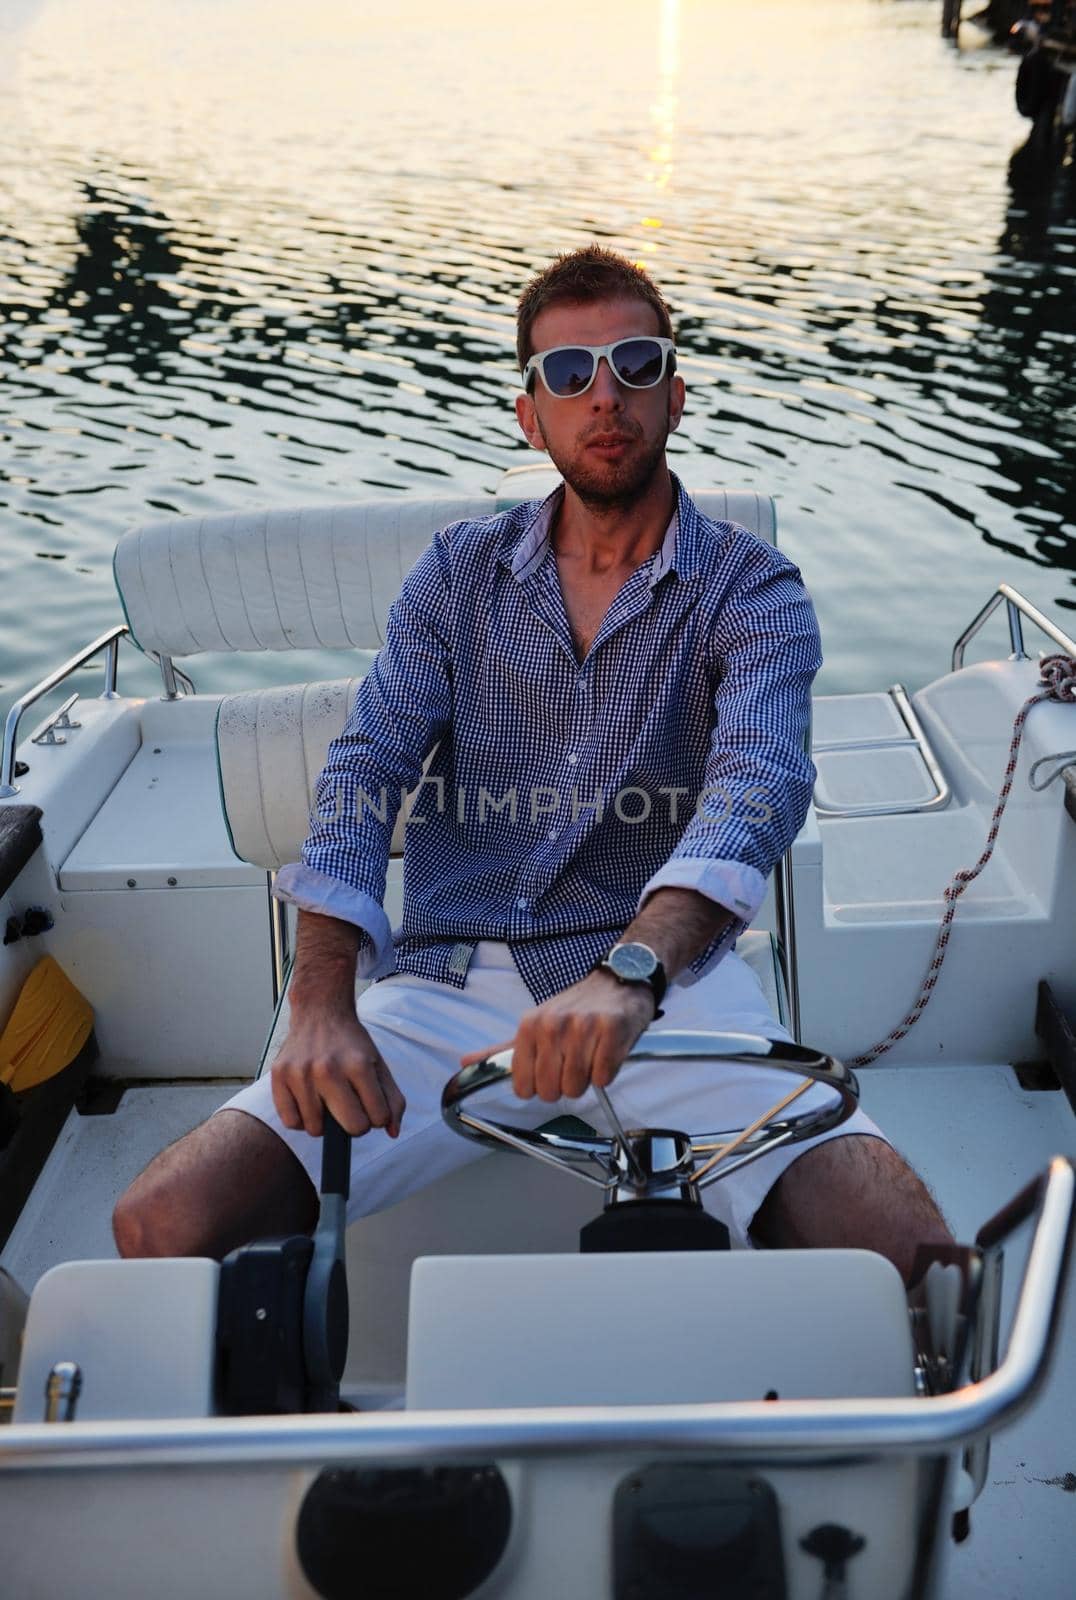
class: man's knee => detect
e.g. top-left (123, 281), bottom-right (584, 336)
top-left (112, 1183), bottom-right (171, 1259)
top-left (750, 1133), bottom-right (953, 1281)
top-left (112, 1110), bottom-right (318, 1261)
top-left (113, 1148), bottom-right (211, 1260)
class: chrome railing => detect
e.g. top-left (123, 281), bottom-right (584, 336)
top-left (0, 625), bottom-right (127, 799)
top-left (268, 870), bottom-right (292, 1009)
top-left (155, 652), bottom-right (196, 701)
top-left (0, 1157), bottom-right (1069, 1475)
top-left (812, 683), bottom-right (952, 820)
top-left (953, 584), bottom-right (1076, 672)
top-left (0, 630), bottom-right (199, 799)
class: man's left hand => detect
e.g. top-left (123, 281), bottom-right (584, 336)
top-left (459, 972), bottom-right (658, 1102)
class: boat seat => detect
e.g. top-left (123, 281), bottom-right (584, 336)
top-left (113, 497), bottom-right (492, 661)
top-left (114, 485), bottom-right (777, 665)
top-left (217, 676), bottom-right (376, 868)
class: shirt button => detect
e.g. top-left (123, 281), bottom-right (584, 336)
top-left (516, 896), bottom-right (529, 911)
top-left (567, 753), bottom-right (578, 765)
top-left (547, 829), bottom-right (557, 841)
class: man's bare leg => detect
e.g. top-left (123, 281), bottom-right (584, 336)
top-left (112, 1110), bottom-right (319, 1261)
top-left (750, 1134), bottom-right (953, 1284)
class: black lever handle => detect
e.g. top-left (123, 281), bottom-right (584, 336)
top-left (304, 1110), bottom-right (352, 1409)
top-left (320, 1110), bottom-right (352, 1200)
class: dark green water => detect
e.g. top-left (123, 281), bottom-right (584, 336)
top-left (1, 0), bottom-right (1074, 702)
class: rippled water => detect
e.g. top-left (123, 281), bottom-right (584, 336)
top-left (1, 0), bottom-right (1074, 704)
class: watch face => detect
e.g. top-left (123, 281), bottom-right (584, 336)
top-left (609, 943), bottom-right (658, 981)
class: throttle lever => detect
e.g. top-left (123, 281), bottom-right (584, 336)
top-left (302, 1112), bottom-right (351, 1411)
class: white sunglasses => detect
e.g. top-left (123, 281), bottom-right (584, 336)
top-left (522, 337), bottom-right (677, 398)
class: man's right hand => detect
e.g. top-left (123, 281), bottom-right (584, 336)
top-left (271, 1011), bottom-right (406, 1140)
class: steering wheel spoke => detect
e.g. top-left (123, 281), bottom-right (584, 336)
top-left (443, 1031), bottom-right (859, 1203)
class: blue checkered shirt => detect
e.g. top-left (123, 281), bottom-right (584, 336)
top-left (275, 476), bottom-right (822, 1003)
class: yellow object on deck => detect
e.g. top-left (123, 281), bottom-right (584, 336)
top-left (0, 956), bottom-right (93, 1093)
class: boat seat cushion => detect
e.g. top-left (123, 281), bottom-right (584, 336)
top-left (114, 489), bottom-right (777, 661)
top-left (113, 497), bottom-right (494, 659)
top-left (218, 677), bottom-right (359, 869)
top-left (406, 1249), bottom-right (916, 1408)
top-left (692, 489), bottom-right (776, 544)
top-left (217, 677), bottom-right (435, 869)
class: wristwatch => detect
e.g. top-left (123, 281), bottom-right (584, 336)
top-left (592, 941), bottom-right (667, 1019)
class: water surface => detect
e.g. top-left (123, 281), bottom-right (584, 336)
top-left (1, 0), bottom-right (1074, 701)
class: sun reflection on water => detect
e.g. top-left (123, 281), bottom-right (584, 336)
top-left (0, 0), bottom-right (1073, 700)
top-left (648, 0), bottom-right (681, 205)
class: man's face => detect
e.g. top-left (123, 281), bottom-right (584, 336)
top-left (515, 296), bottom-right (686, 511)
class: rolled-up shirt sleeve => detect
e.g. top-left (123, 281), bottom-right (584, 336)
top-left (638, 549), bottom-right (822, 976)
top-left (274, 532), bottom-right (453, 978)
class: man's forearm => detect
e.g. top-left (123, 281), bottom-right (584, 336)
top-left (622, 888), bottom-right (735, 982)
top-left (287, 909), bottom-right (363, 1020)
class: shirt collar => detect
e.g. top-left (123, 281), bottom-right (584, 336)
top-left (499, 471), bottom-right (697, 587)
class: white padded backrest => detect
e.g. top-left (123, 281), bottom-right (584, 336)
top-left (114, 497), bottom-right (493, 658)
top-left (217, 677), bottom-right (430, 868)
top-left (496, 466), bottom-right (777, 545)
top-left (14, 1259), bottom-right (220, 1422)
top-left (219, 678), bottom-right (362, 869)
top-left (115, 487), bottom-right (777, 659)
top-left (407, 1250), bottom-right (915, 1409)
top-left (693, 490), bottom-right (776, 544)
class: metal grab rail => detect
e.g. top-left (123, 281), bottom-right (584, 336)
top-left (149, 652), bottom-right (196, 701)
top-left (0, 625), bottom-right (128, 799)
top-left (0, 1157), bottom-right (1070, 1474)
top-left (953, 584), bottom-right (1076, 672)
top-left (812, 683), bottom-right (952, 820)
top-left (0, 628), bottom-right (197, 798)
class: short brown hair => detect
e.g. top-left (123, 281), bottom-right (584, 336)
top-left (516, 246), bottom-right (675, 372)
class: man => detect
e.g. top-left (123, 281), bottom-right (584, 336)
top-left (114, 246), bottom-right (950, 1279)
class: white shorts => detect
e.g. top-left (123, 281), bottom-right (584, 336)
top-left (221, 941), bottom-right (888, 1247)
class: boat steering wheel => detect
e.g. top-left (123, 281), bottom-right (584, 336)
top-left (442, 1030), bottom-right (859, 1203)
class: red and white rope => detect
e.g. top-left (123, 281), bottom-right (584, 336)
top-left (848, 653), bottom-right (1076, 1068)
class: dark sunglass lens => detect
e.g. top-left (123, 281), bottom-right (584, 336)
top-left (543, 348), bottom-right (595, 396)
top-left (612, 339), bottom-right (664, 387)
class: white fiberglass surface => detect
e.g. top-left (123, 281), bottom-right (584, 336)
top-left (0, 1081), bottom-right (238, 1293)
top-left (821, 809), bottom-right (1032, 918)
top-left (59, 739), bottom-right (264, 891)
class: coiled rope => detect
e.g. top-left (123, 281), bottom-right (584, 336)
top-left (848, 653), bottom-right (1076, 1067)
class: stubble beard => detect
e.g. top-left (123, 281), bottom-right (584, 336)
top-left (542, 422), bottom-right (670, 514)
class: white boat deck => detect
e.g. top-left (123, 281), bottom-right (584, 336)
top-left (2, 1059), bottom-right (1073, 1598)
